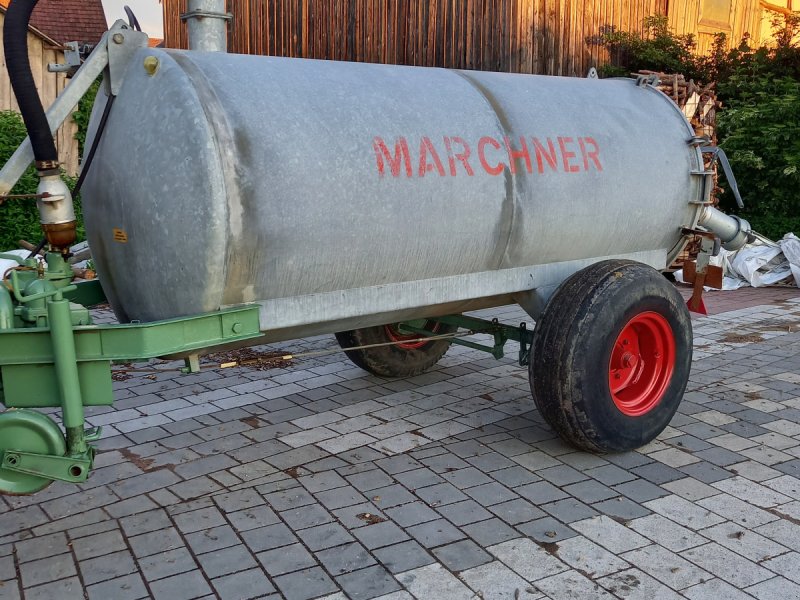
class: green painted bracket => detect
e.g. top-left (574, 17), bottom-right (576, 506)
top-left (64, 279), bottom-right (107, 308)
top-left (0, 305), bottom-right (264, 365)
top-left (1, 450), bottom-right (92, 483)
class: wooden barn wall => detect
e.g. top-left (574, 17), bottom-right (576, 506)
top-left (0, 13), bottom-right (79, 176)
top-left (667, 0), bottom-right (763, 54)
top-left (163, 0), bottom-right (676, 77)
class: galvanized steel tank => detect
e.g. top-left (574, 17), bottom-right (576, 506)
top-left (82, 49), bottom-right (704, 340)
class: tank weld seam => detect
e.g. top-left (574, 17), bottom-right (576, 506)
top-left (452, 70), bottom-right (518, 272)
top-left (170, 51), bottom-right (239, 308)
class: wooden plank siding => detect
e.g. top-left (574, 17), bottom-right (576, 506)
top-left (0, 11), bottom-right (79, 175)
top-left (162, 0), bottom-right (764, 76)
top-left (163, 0), bottom-right (679, 77)
top-left (668, 0), bottom-right (763, 55)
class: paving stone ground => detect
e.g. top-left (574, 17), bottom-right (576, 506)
top-left (2, 285), bottom-right (800, 600)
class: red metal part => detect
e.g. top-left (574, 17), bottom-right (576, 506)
top-left (608, 311), bottom-right (676, 417)
top-left (687, 296), bottom-right (708, 315)
top-left (384, 322), bottom-right (441, 350)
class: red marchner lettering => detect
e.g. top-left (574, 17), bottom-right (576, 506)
top-left (558, 137), bottom-right (580, 173)
top-left (478, 137), bottom-right (505, 176)
top-left (532, 138), bottom-right (558, 173)
top-left (418, 137), bottom-right (446, 177)
top-left (504, 136), bottom-right (532, 174)
top-left (444, 136), bottom-right (475, 176)
top-left (373, 135), bottom-right (602, 177)
top-left (582, 136), bottom-right (603, 171)
top-left (373, 136), bottom-right (412, 177)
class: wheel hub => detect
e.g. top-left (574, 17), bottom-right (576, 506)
top-left (608, 312), bottom-right (676, 417)
top-left (385, 320), bottom-right (442, 350)
top-left (0, 410), bottom-right (66, 495)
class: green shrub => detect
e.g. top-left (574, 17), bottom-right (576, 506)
top-left (596, 15), bottom-right (702, 80)
top-left (717, 76), bottom-right (800, 239)
top-left (73, 79), bottom-right (100, 157)
top-left (0, 110), bottom-right (84, 251)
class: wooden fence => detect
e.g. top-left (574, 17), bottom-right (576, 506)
top-left (164, 0), bottom-right (678, 77)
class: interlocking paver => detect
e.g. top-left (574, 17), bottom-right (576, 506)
top-left (621, 544), bottom-right (711, 590)
top-left (211, 567), bottom-right (276, 599)
top-left (8, 291), bottom-right (800, 600)
top-left (396, 563), bottom-right (473, 600)
top-left (488, 537), bottom-right (568, 581)
top-left (459, 561), bottom-right (544, 600)
top-left (19, 554), bottom-right (76, 588)
top-left (136, 546), bottom-right (198, 582)
top-left (196, 544), bottom-right (258, 578)
top-left (598, 568), bottom-right (684, 600)
top-left (571, 515), bottom-right (650, 554)
top-left (431, 539), bottom-right (492, 572)
top-left (149, 570), bottom-right (213, 600)
top-left (273, 566), bottom-right (338, 600)
top-left (78, 550), bottom-right (138, 585)
top-left (85, 573), bottom-right (148, 600)
top-left (296, 522), bottom-right (354, 552)
top-left (681, 542), bottom-right (774, 588)
top-left (258, 543), bottom-right (317, 576)
top-left (336, 565), bottom-right (402, 600)
top-left (406, 518), bottom-right (465, 548)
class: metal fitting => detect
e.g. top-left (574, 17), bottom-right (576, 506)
top-left (697, 206), bottom-right (753, 251)
top-left (36, 175), bottom-right (76, 249)
top-left (143, 56), bottom-right (159, 76)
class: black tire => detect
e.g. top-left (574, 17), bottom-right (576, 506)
top-left (530, 259), bottom-right (692, 453)
top-left (335, 321), bottom-right (457, 378)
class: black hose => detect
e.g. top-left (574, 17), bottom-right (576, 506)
top-left (73, 94), bottom-right (115, 196)
top-left (3, 0), bottom-right (58, 169)
top-left (124, 6), bottom-right (142, 32)
top-left (26, 237), bottom-right (46, 259)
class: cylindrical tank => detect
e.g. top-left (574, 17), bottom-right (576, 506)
top-left (82, 49), bottom-right (703, 340)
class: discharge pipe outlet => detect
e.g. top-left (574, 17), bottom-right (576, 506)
top-left (3, 0), bottom-right (76, 249)
top-left (183, 0), bottom-right (230, 52)
top-left (698, 205), bottom-right (753, 251)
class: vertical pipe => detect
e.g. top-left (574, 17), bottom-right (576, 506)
top-left (185, 0), bottom-right (229, 52)
top-left (48, 296), bottom-right (87, 454)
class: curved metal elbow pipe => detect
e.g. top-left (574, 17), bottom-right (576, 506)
top-left (698, 206), bottom-right (754, 251)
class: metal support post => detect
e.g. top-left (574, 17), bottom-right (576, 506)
top-left (47, 294), bottom-right (88, 454)
top-left (183, 0), bottom-right (231, 52)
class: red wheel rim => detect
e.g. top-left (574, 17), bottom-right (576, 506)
top-left (608, 311), bottom-right (676, 417)
top-left (385, 322), bottom-right (441, 350)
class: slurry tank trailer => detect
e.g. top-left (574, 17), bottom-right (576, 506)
top-left (0, 0), bottom-right (754, 495)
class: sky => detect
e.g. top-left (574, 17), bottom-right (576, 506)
top-left (101, 0), bottom-right (163, 38)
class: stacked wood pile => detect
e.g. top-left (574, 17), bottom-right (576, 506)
top-left (635, 70), bottom-right (719, 143)
top-left (634, 71), bottom-right (724, 272)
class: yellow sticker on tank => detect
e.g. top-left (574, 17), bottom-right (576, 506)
top-left (113, 228), bottom-right (128, 243)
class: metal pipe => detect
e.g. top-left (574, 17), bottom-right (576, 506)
top-left (698, 206), bottom-right (753, 251)
top-left (184, 0), bottom-right (229, 52)
top-left (47, 295), bottom-right (87, 454)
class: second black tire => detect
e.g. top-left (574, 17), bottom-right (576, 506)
top-left (530, 259), bottom-right (692, 453)
top-left (335, 321), bottom-right (457, 378)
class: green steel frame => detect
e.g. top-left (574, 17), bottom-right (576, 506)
top-left (0, 252), bottom-right (264, 493)
top-left (0, 253), bottom-right (532, 494)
